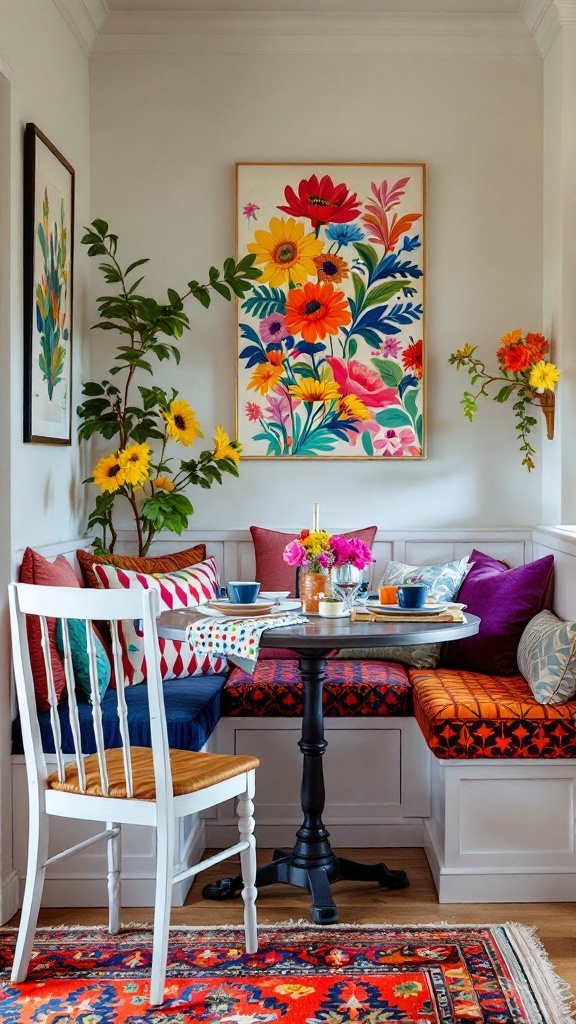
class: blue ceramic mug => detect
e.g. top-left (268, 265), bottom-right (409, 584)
top-left (227, 581), bottom-right (260, 604)
top-left (397, 583), bottom-right (429, 609)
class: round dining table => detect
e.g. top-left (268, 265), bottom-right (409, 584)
top-left (157, 607), bottom-right (480, 924)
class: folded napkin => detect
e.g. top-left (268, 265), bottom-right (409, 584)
top-left (351, 605), bottom-right (465, 624)
top-left (186, 612), bottom-right (308, 673)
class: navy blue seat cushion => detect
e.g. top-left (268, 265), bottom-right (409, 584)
top-left (12, 674), bottom-right (228, 755)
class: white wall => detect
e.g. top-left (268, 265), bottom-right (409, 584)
top-left (4, 0), bottom-right (93, 556)
top-left (0, 0), bottom-right (93, 923)
top-left (89, 13), bottom-right (545, 534)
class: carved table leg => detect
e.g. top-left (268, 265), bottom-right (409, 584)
top-left (202, 649), bottom-right (409, 918)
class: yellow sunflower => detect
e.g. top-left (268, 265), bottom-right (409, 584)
top-left (247, 362), bottom-right (284, 396)
top-left (92, 452), bottom-right (126, 493)
top-left (119, 443), bottom-right (151, 487)
top-left (288, 375), bottom-right (341, 404)
top-left (247, 217), bottom-right (324, 287)
top-left (213, 425), bottom-right (241, 464)
top-left (152, 475), bottom-right (175, 492)
top-left (162, 399), bottom-right (203, 446)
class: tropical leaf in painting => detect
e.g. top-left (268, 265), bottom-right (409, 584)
top-left (361, 430), bottom-right (374, 455)
top-left (239, 343), bottom-right (267, 368)
top-left (369, 252), bottom-right (423, 286)
top-left (399, 373), bottom-right (420, 399)
top-left (295, 429), bottom-right (339, 455)
top-left (251, 430), bottom-right (283, 456)
top-left (402, 234), bottom-right (421, 252)
top-left (353, 302), bottom-right (424, 337)
top-left (372, 357), bottom-right (403, 388)
top-left (363, 280), bottom-right (411, 310)
top-left (375, 406), bottom-right (414, 429)
top-left (239, 322), bottom-right (261, 345)
top-left (353, 242), bottom-right (379, 275)
top-left (241, 285), bottom-right (286, 318)
top-left (402, 383), bottom-right (421, 422)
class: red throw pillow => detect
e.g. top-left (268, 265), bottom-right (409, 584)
top-left (76, 543), bottom-right (207, 590)
top-left (19, 548), bottom-right (81, 712)
top-left (250, 525), bottom-right (377, 597)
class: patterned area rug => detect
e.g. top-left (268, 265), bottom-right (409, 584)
top-left (0, 922), bottom-right (573, 1023)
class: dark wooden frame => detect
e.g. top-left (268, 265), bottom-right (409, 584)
top-left (23, 123), bottom-right (75, 444)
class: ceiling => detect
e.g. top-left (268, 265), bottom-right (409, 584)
top-left (104, 0), bottom-right (525, 12)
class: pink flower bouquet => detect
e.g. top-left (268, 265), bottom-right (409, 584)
top-left (283, 530), bottom-right (372, 575)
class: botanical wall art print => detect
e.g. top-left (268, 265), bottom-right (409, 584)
top-left (236, 162), bottom-right (425, 459)
top-left (23, 123), bottom-right (75, 444)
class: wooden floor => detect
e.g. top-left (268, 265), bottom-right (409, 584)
top-left (12, 847), bottom-right (576, 1008)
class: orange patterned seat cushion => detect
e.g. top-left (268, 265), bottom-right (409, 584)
top-left (410, 667), bottom-right (576, 758)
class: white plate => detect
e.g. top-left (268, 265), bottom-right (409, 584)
top-left (370, 602), bottom-right (449, 614)
top-left (199, 599), bottom-right (301, 618)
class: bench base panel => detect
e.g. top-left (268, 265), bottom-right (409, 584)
top-left (426, 755), bottom-right (576, 902)
top-left (204, 715), bottom-right (431, 849)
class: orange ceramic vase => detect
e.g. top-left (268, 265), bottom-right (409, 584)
top-left (299, 572), bottom-right (328, 613)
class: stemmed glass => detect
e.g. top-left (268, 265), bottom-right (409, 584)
top-left (333, 563), bottom-right (361, 612)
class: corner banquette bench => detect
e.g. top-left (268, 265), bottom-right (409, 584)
top-left (10, 526), bottom-right (576, 913)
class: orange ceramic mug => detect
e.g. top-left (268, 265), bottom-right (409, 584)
top-left (379, 585), bottom-right (398, 604)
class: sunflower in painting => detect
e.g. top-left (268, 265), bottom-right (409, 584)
top-left (248, 217), bottom-right (324, 287)
top-left (78, 219), bottom-right (252, 555)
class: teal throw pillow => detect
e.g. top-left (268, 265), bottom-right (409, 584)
top-left (55, 618), bottom-right (111, 704)
top-left (379, 555), bottom-right (471, 604)
top-left (517, 610), bottom-right (576, 705)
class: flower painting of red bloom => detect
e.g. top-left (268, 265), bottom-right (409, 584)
top-left (278, 173), bottom-right (362, 231)
top-left (237, 163), bottom-right (426, 458)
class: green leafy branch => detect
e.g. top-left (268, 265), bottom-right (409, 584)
top-left (448, 345), bottom-right (537, 471)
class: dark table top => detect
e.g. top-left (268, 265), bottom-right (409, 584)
top-left (157, 608), bottom-right (480, 652)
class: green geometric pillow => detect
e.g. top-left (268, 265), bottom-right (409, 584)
top-left (517, 610), bottom-right (576, 705)
top-left (55, 618), bottom-right (111, 704)
top-left (336, 643), bottom-right (441, 669)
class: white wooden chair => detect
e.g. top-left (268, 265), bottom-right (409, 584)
top-left (8, 581), bottom-right (259, 1005)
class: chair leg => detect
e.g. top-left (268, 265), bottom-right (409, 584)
top-left (238, 770), bottom-right (258, 954)
top-left (150, 819), bottom-right (174, 1006)
top-left (11, 801), bottom-right (49, 984)
top-left (106, 822), bottom-right (122, 934)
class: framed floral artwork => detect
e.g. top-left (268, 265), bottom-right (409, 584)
top-left (23, 123), bottom-right (74, 444)
top-left (236, 162), bottom-right (425, 459)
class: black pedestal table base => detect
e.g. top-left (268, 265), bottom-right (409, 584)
top-left (202, 650), bottom-right (409, 924)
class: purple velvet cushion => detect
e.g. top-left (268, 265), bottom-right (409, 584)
top-left (441, 549), bottom-right (554, 675)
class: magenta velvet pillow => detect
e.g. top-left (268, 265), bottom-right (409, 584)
top-left (250, 525), bottom-right (378, 597)
top-left (441, 549), bottom-right (554, 675)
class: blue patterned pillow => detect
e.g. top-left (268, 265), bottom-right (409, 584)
top-left (517, 610), bottom-right (576, 705)
top-left (379, 555), bottom-right (471, 604)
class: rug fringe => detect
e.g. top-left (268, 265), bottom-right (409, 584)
top-left (501, 923), bottom-right (575, 1024)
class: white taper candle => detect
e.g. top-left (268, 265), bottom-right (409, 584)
top-left (313, 503), bottom-right (320, 531)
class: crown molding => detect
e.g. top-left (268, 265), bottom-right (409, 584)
top-left (0, 48), bottom-right (14, 80)
top-left (51, 0), bottom-right (108, 56)
top-left (93, 10), bottom-right (540, 56)
top-left (521, 0), bottom-right (567, 55)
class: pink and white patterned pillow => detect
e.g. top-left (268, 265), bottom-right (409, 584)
top-left (93, 557), bottom-right (226, 684)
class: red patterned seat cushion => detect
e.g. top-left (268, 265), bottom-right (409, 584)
top-left (223, 659), bottom-right (412, 717)
top-left (410, 667), bottom-right (576, 758)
